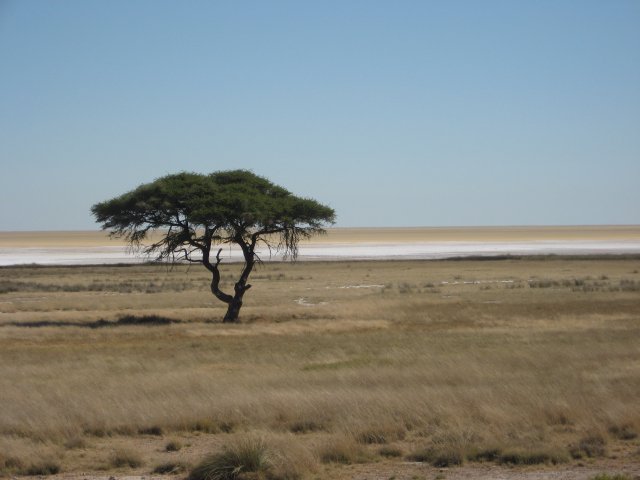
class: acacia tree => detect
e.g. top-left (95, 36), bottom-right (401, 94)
top-left (91, 170), bottom-right (335, 322)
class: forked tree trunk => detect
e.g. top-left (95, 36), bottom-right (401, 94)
top-left (205, 244), bottom-right (256, 323)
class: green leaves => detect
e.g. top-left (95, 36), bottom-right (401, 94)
top-left (91, 170), bottom-right (335, 261)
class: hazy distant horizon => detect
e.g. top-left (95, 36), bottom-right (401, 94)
top-left (2, 223), bottom-right (640, 234)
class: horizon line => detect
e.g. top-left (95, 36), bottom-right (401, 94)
top-left (2, 224), bottom-right (640, 234)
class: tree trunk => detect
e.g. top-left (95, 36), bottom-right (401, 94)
top-left (221, 257), bottom-right (254, 323)
top-left (223, 295), bottom-right (243, 323)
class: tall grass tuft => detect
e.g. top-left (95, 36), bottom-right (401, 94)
top-left (188, 437), bottom-right (270, 480)
top-left (165, 439), bottom-right (183, 452)
top-left (318, 436), bottom-right (366, 465)
top-left (110, 448), bottom-right (144, 468)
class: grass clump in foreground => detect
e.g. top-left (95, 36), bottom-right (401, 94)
top-left (138, 425), bottom-right (164, 436)
top-left (0, 454), bottom-right (24, 475)
top-left (407, 444), bottom-right (569, 467)
top-left (110, 448), bottom-right (144, 468)
top-left (153, 461), bottom-right (189, 474)
top-left (497, 447), bottom-right (569, 466)
top-left (165, 438), bottom-right (183, 451)
top-left (378, 445), bottom-right (403, 458)
top-left (608, 423), bottom-right (638, 440)
top-left (188, 437), bottom-right (271, 480)
top-left (188, 436), bottom-right (315, 480)
top-left (406, 447), bottom-right (464, 467)
top-left (569, 434), bottom-right (607, 459)
top-left (318, 436), bottom-right (368, 465)
top-left (0, 454), bottom-right (61, 476)
top-left (22, 460), bottom-right (61, 476)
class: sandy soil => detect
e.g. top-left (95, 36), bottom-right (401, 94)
top-left (1, 226), bottom-right (640, 248)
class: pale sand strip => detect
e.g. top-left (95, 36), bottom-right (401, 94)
top-left (1, 225), bottom-right (640, 248)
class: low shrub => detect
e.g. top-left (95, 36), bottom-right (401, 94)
top-left (570, 434), bottom-right (606, 459)
top-left (165, 439), bottom-right (183, 452)
top-left (378, 446), bottom-right (403, 458)
top-left (619, 279), bottom-right (640, 291)
top-left (466, 446), bottom-right (502, 462)
top-left (83, 426), bottom-right (109, 437)
top-left (0, 454), bottom-right (24, 474)
top-left (498, 447), bottom-right (568, 465)
top-left (609, 424), bottom-right (638, 440)
top-left (153, 461), bottom-right (188, 474)
top-left (406, 447), bottom-right (463, 467)
top-left (432, 449), bottom-right (464, 467)
top-left (0, 280), bottom-right (21, 294)
top-left (139, 425), bottom-right (164, 436)
top-left (406, 447), bottom-right (435, 463)
top-left (398, 282), bottom-right (415, 294)
top-left (23, 460), bottom-right (61, 476)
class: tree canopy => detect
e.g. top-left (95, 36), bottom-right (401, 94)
top-left (91, 170), bottom-right (335, 322)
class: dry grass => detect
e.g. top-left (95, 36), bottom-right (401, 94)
top-left (110, 447), bottom-right (144, 468)
top-left (187, 436), bottom-right (271, 480)
top-left (1, 256), bottom-right (640, 477)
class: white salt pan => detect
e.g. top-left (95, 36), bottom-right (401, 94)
top-left (1, 240), bottom-right (640, 266)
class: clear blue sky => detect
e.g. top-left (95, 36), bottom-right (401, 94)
top-left (1, 0), bottom-right (639, 230)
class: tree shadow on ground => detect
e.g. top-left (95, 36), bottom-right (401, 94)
top-left (6, 314), bottom-right (178, 329)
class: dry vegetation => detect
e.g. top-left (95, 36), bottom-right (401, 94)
top-left (1, 256), bottom-right (640, 479)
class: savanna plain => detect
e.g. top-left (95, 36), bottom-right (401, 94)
top-left (1, 255), bottom-right (640, 480)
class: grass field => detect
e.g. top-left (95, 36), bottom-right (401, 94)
top-left (1, 256), bottom-right (640, 478)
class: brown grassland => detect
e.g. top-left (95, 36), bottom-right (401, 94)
top-left (1, 255), bottom-right (640, 479)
